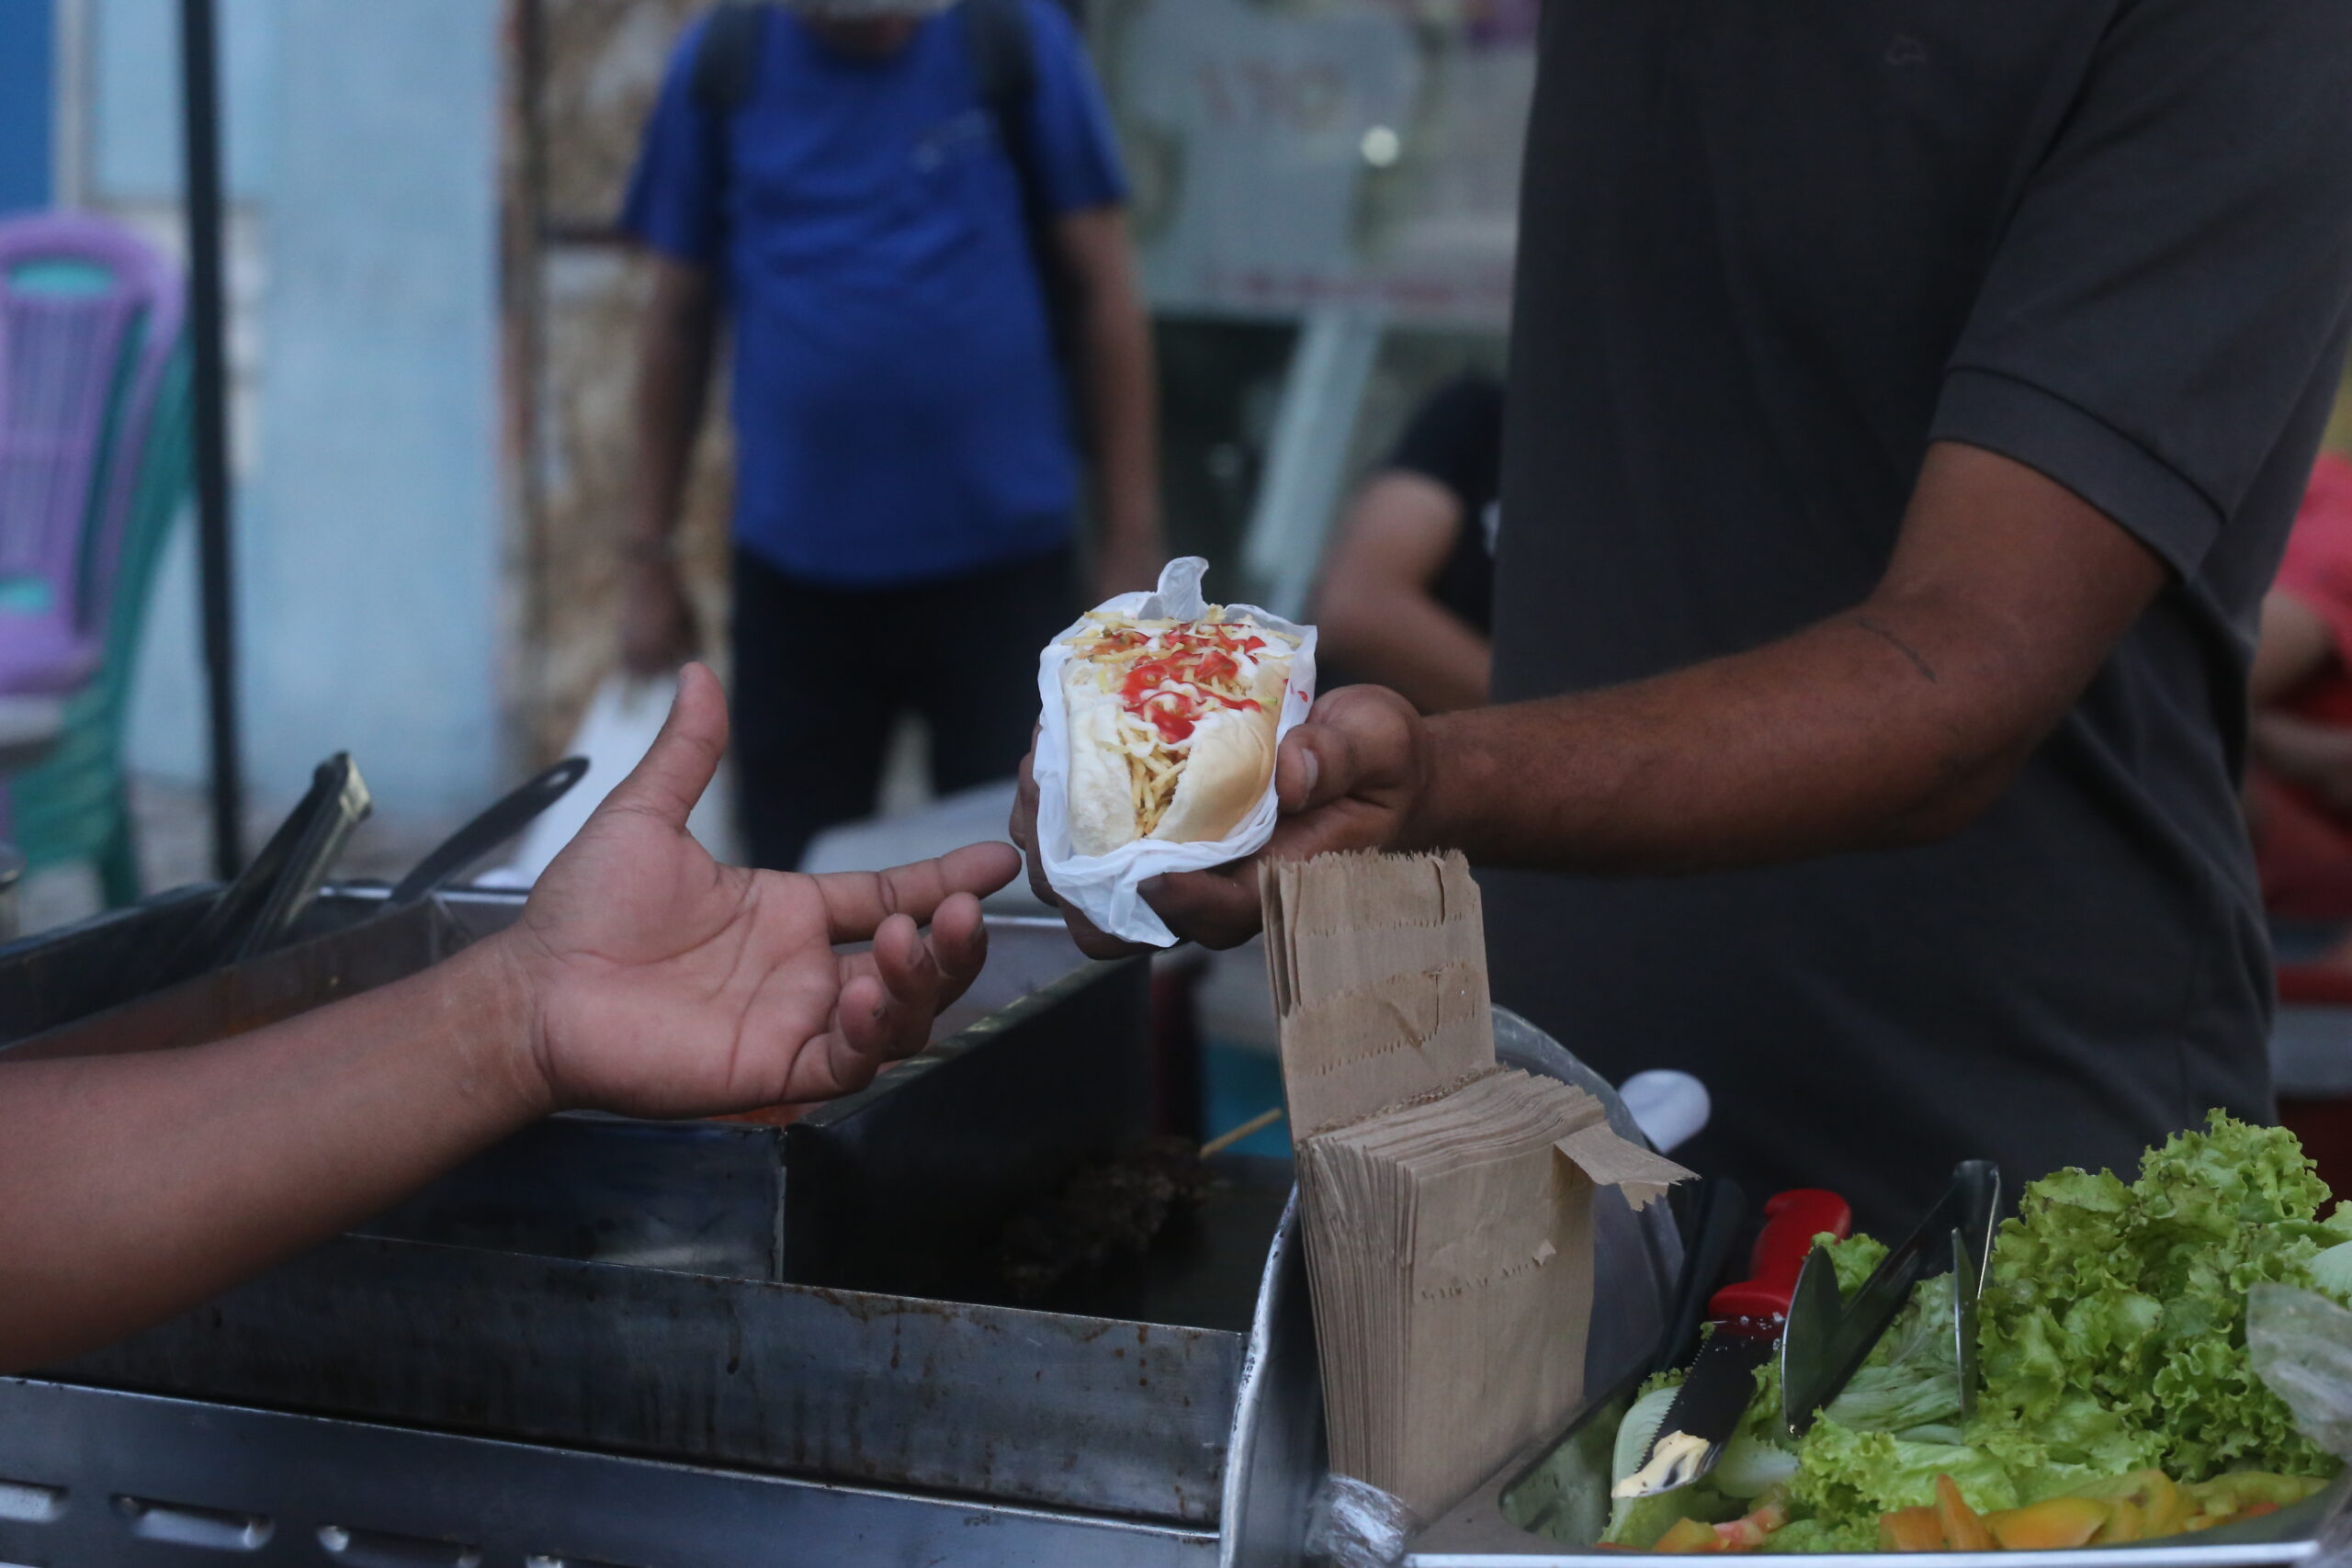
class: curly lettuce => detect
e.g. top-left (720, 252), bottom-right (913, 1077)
top-left (1610, 1113), bottom-right (2352, 1551)
top-left (1974, 1111), bottom-right (2352, 1482)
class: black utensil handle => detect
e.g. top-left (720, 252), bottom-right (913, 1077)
top-left (1653, 1178), bottom-right (1748, 1377)
top-left (388, 755), bottom-right (591, 907)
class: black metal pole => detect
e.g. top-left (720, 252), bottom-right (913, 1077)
top-left (177, 0), bottom-right (246, 878)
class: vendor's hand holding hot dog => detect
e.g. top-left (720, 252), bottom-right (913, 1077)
top-left (0, 664), bottom-right (1017, 1373)
top-left (1015, 682), bottom-right (1430, 956)
top-left (1017, 445), bottom-right (2164, 959)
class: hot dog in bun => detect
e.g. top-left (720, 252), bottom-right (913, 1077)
top-left (1060, 608), bottom-right (1300, 857)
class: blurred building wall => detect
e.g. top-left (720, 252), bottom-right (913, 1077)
top-left (0, 0), bottom-right (54, 213)
top-left (72, 0), bottom-right (503, 820)
top-left (505, 0), bottom-right (733, 766)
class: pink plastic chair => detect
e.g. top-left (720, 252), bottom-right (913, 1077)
top-left (0, 213), bottom-right (185, 697)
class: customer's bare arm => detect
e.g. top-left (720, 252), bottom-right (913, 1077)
top-left (1315, 471), bottom-right (1491, 714)
top-left (2247, 584), bottom-right (2352, 807)
top-left (1018, 442), bottom-right (2168, 951)
top-left (2253, 590), bottom-right (2335, 706)
top-left (620, 254), bottom-right (721, 674)
top-left (1056, 207), bottom-right (1163, 599)
top-left (0, 667), bottom-right (1018, 1371)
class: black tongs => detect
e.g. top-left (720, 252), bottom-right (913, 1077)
top-left (383, 756), bottom-right (587, 909)
top-left (1778, 1159), bottom-right (2001, 1439)
top-left (137, 752), bottom-right (374, 994)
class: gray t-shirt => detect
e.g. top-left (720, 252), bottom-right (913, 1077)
top-left (1486, 0), bottom-right (2352, 1234)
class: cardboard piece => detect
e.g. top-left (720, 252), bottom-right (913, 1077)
top-left (1265, 851), bottom-right (1694, 1520)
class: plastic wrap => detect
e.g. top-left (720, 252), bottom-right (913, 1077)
top-left (2247, 1284), bottom-right (2352, 1565)
top-left (2250, 1283), bottom-right (2352, 1459)
top-left (1306, 1473), bottom-right (1422, 1568)
top-left (1031, 556), bottom-right (1317, 946)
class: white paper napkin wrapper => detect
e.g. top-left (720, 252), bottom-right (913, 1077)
top-left (1033, 557), bottom-right (1317, 947)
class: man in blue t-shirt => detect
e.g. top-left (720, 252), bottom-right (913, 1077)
top-left (617, 0), bottom-right (1160, 871)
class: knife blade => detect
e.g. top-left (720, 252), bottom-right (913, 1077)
top-left (1616, 1187), bottom-right (1852, 1499)
top-left (1649, 1179), bottom-right (1749, 1380)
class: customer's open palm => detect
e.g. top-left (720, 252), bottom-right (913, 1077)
top-left (500, 664), bottom-right (1018, 1119)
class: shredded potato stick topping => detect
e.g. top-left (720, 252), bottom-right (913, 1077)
top-left (1066, 607), bottom-right (1295, 837)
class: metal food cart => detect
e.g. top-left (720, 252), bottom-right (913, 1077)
top-left (0, 888), bottom-right (1292, 1564)
top-left (3, 886), bottom-right (2333, 1567)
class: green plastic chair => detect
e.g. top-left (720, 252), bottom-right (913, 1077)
top-left (8, 343), bottom-right (192, 904)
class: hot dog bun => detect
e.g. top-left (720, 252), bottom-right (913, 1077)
top-left (1064, 662), bottom-right (1140, 858)
top-left (1148, 660), bottom-right (1283, 845)
top-left (1058, 610), bottom-right (1295, 857)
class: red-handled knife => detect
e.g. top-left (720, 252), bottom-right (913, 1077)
top-left (1616, 1189), bottom-right (1852, 1499)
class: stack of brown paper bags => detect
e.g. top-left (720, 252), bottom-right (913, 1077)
top-left (1263, 851), bottom-right (1692, 1520)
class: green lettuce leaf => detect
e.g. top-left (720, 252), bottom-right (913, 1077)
top-left (1758, 1514), bottom-right (1879, 1553)
top-left (1821, 1272), bottom-right (1963, 1437)
top-left (1787, 1421), bottom-right (2020, 1518)
top-left (1611, 1113), bottom-right (2349, 1552)
top-left (1826, 1232), bottom-right (1889, 1296)
top-left (1976, 1111), bottom-right (2352, 1483)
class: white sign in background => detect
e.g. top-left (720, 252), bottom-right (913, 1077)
top-left (1108, 0), bottom-right (1536, 329)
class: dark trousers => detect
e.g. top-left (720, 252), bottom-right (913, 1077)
top-left (729, 545), bottom-right (1077, 871)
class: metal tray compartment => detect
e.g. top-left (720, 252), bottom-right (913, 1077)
top-left (0, 1377), bottom-right (1221, 1568)
top-left (0, 1181), bottom-right (1316, 1567)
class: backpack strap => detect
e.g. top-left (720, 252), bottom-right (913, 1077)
top-left (966, 0), bottom-right (1048, 262)
top-left (964, 0), bottom-right (1090, 441)
top-left (690, 0), bottom-right (769, 247)
top-left (693, 1), bottom-right (770, 117)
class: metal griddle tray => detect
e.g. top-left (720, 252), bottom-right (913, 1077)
top-left (6, 888), bottom-right (1296, 1529)
top-left (2, 1184), bottom-right (1319, 1567)
top-left (1409, 1338), bottom-right (2348, 1565)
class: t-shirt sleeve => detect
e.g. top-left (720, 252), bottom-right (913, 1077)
top-left (1017, 0), bottom-right (1129, 216)
top-left (1928, 0), bottom-right (2352, 578)
top-left (1386, 374), bottom-right (1506, 515)
top-left (617, 17), bottom-right (725, 269)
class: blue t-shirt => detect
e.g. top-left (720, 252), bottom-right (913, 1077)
top-left (620, 4), bottom-right (1127, 587)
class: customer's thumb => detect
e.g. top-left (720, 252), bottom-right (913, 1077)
top-left (605, 663), bottom-right (728, 829)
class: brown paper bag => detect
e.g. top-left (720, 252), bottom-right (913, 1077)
top-left (1265, 850), bottom-right (1693, 1519)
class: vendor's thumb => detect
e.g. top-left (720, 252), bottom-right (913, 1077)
top-left (606, 662), bottom-right (729, 829)
top-left (1278, 685), bottom-right (1422, 814)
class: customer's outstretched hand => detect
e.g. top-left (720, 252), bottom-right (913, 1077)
top-left (0, 663), bottom-right (1017, 1374)
top-left (502, 663), bottom-right (1018, 1117)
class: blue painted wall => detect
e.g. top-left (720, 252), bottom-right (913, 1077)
top-left (96, 0), bottom-right (504, 818)
top-left (244, 0), bottom-right (502, 813)
top-left (0, 0), bottom-right (54, 213)
top-left (89, 0), bottom-right (276, 202)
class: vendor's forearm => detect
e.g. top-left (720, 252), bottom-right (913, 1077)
top-left (1407, 444), bottom-right (2166, 875)
top-left (0, 941), bottom-right (547, 1372)
top-left (1411, 607), bottom-right (2025, 873)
